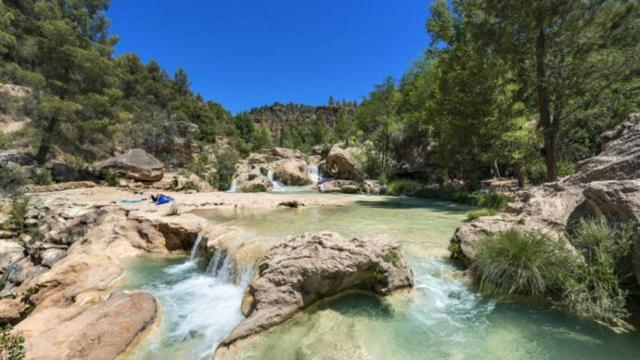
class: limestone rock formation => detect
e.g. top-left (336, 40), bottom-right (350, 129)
top-left (216, 232), bottom-right (413, 355)
top-left (569, 113), bottom-right (640, 184)
top-left (271, 158), bottom-right (312, 186)
top-left (95, 148), bottom-right (164, 182)
top-left (15, 291), bottom-right (157, 360)
top-left (320, 145), bottom-right (363, 180)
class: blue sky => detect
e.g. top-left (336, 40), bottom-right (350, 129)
top-left (108, 0), bottom-right (432, 113)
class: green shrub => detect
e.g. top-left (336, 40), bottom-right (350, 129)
top-left (474, 230), bottom-right (573, 296)
top-left (466, 208), bottom-right (497, 221)
top-left (0, 165), bottom-right (27, 193)
top-left (472, 218), bottom-right (636, 329)
top-left (102, 170), bottom-right (120, 187)
top-left (387, 179), bottom-right (423, 196)
top-left (524, 158), bottom-right (576, 185)
top-left (31, 168), bottom-right (52, 185)
top-left (211, 147), bottom-right (239, 191)
top-left (181, 179), bottom-right (200, 192)
top-left (561, 218), bottom-right (635, 328)
top-left (9, 196), bottom-right (30, 232)
top-left (0, 325), bottom-right (25, 360)
top-left (0, 132), bottom-right (7, 149)
top-left (388, 182), bottom-right (513, 210)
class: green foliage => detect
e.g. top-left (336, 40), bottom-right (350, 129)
top-left (562, 219), bottom-right (636, 328)
top-left (210, 147), bottom-right (239, 191)
top-left (102, 170), bottom-right (120, 187)
top-left (523, 159), bottom-right (576, 185)
top-left (9, 196), bottom-right (29, 232)
top-left (0, 325), bottom-right (25, 360)
top-left (0, 165), bottom-right (27, 194)
top-left (386, 179), bottom-right (424, 196)
top-left (473, 218), bottom-right (637, 328)
top-left (466, 209), bottom-right (498, 221)
top-left (386, 180), bottom-right (513, 210)
top-left (474, 230), bottom-right (574, 296)
top-left (31, 168), bottom-right (52, 185)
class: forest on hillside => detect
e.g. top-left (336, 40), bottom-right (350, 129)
top-left (1, 0), bottom-right (639, 188)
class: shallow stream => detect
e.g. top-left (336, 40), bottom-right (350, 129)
top-left (123, 195), bottom-right (640, 359)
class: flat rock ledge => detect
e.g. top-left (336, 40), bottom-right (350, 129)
top-left (214, 231), bottom-right (414, 358)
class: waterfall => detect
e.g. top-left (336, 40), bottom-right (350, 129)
top-left (190, 233), bottom-right (204, 260)
top-left (267, 169), bottom-right (284, 192)
top-left (226, 179), bottom-right (237, 193)
top-left (205, 247), bottom-right (252, 285)
top-left (307, 163), bottom-right (321, 184)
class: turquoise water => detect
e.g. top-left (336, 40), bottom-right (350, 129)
top-left (123, 195), bottom-right (640, 359)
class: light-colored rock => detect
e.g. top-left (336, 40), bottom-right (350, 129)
top-left (362, 179), bottom-right (384, 195)
top-left (216, 232), bottom-right (413, 355)
top-left (320, 145), bottom-right (363, 180)
top-left (5, 258), bottom-right (47, 286)
top-left (16, 291), bottom-right (157, 360)
top-left (319, 179), bottom-right (359, 194)
top-left (0, 239), bottom-right (24, 273)
top-left (39, 248), bottom-right (67, 268)
top-left (94, 148), bottom-right (164, 182)
top-left (23, 181), bottom-right (97, 193)
top-left (568, 113), bottom-right (640, 184)
top-left (152, 172), bottom-right (214, 192)
top-left (271, 159), bottom-right (312, 186)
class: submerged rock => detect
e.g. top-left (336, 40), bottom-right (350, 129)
top-left (215, 231), bottom-right (413, 356)
top-left (95, 148), bottom-right (164, 182)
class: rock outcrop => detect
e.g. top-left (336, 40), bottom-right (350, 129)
top-left (569, 113), bottom-right (640, 184)
top-left (215, 232), bottom-right (413, 356)
top-left (16, 291), bottom-right (157, 360)
top-left (232, 148), bottom-right (319, 192)
top-left (450, 113), bottom-right (640, 285)
top-left (95, 148), bottom-right (164, 182)
top-left (319, 145), bottom-right (363, 180)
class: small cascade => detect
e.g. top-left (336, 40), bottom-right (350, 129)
top-left (267, 169), bottom-right (284, 192)
top-left (307, 163), bottom-right (321, 184)
top-left (190, 233), bottom-right (204, 260)
top-left (226, 179), bottom-right (238, 193)
top-left (205, 247), bottom-right (252, 285)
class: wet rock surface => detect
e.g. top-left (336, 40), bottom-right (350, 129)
top-left (215, 231), bottom-right (414, 356)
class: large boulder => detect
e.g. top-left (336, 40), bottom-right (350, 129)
top-left (15, 291), bottom-right (157, 360)
top-left (94, 148), bottom-right (164, 182)
top-left (568, 113), bottom-right (640, 184)
top-left (320, 145), bottom-right (363, 180)
top-left (215, 232), bottom-right (413, 356)
top-left (271, 159), bottom-right (312, 186)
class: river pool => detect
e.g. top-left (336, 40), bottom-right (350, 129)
top-left (122, 195), bottom-right (640, 360)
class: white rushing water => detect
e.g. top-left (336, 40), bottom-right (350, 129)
top-left (125, 238), bottom-right (250, 360)
top-left (267, 169), bottom-right (284, 192)
top-left (225, 179), bottom-right (238, 193)
top-left (307, 163), bottom-right (321, 184)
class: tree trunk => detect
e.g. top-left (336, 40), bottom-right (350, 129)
top-left (35, 116), bottom-right (58, 164)
top-left (535, 20), bottom-right (557, 182)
